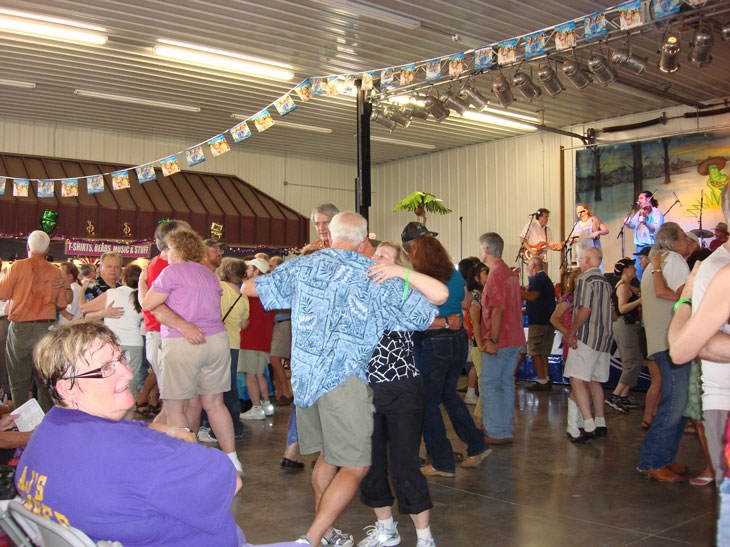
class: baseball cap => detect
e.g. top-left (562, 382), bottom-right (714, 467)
top-left (203, 238), bottom-right (225, 250)
top-left (400, 222), bottom-right (438, 243)
top-left (613, 258), bottom-right (634, 276)
top-left (245, 257), bottom-right (270, 274)
top-left (636, 247), bottom-right (652, 257)
top-left (685, 231), bottom-right (699, 245)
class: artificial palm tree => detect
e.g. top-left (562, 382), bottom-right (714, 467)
top-left (393, 191), bottom-right (451, 225)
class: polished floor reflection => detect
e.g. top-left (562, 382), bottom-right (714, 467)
top-left (230, 382), bottom-right (716, 546)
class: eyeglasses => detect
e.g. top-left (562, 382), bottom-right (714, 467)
top-left (576, 209), bottom-right (588, 215)
top-left (63, 356), bottom-right (128, 381)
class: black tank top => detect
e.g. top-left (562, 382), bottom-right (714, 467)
top-left (613, 281), bottom-right (640, 324)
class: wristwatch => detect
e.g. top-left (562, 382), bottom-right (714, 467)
top-left (444, 317), bottom-right (450, 329)
top-left (490, 337), bottom-right (499, 344)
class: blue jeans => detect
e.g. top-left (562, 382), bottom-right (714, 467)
top-left (719, 478), bottom-right (730, 546)
top-left (481, 346), bottom-right (521, 439)
top-left (417, 329), bottom-right (488, 473)
top-left (638, 350), bottom-right (690, 471)
top-left (633, 244), bottom-right (651, 280)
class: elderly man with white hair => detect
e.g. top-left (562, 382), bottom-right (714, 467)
top-left (242, 212), bottom-right (437, 547)
top-left (0, 230), bottom-right (71, 410)
top-left (562, 247), bottom-right (614, 443)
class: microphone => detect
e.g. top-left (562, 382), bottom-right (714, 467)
top-left (673, 192), bottom-right (682, 206)
top-left (528, 212), bottom-right (538, 217)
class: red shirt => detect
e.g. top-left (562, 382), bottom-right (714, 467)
top-left (240, 296), bottom-right (275, 352)
top-left (143, 256), bottom-right (168, 332)
top-left (481, 259), bottom-right (526, 349)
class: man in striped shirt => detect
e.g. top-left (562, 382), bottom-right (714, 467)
top-left (562, 247), bottom-right (614, 442)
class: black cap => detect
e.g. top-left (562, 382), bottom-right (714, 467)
top-left (614, 257), bottom-right (635, 276)
top-left (636, 246), bottom-right (652, 257)
top-left (401, 222), bottom-right (438, 243)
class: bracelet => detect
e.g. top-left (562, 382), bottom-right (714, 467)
top-left (673, 298), bottom-right (692, 313)
top-left (653, 268), bottom-right (662, 274)
top-left (403, 268), bottom-right (411, 300)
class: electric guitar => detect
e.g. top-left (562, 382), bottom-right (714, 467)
top-left (520, 241), bottom-right (564, 261)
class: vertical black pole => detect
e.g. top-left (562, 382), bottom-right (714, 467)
top-left (356, 79), bottom-right (372, 221)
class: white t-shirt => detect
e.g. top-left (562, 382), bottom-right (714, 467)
top-left (520, 219), bottom-right (554, 248)
top-left (56, 283), bottom-right (83, 326)
top-left (694, 245), bottom-right (730, 411)
top-left (103, 286), bottom-right (144, 347)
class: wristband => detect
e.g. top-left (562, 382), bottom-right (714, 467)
top-left (403, 269), bottom-right (411, 300)
top-left (673, 298), bottom-right (692, 313)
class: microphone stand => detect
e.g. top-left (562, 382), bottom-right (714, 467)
top-left (663, 198), bottom-right (681, 217)
top-left (560, 221), bottom-right (578, 276)
top-left (698, 190), bottom-right (706, 247)
top-left (515, 213), bottom-right (537, 286)
top-left (459, 216), bottom-right (463, 261)
top-left (616, 202), bottom-right (636, 258)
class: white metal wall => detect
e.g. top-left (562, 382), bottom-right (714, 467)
top-left (371, 131), bottom-right (573, 281)
top-left (0, 117), bottom-right (357, 243)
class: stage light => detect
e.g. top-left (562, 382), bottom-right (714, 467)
top-left (371, 109), bottom-right (397, 131)
top-left (561, 60), bottom-right (591, 89)
top-left (588, 53), bottom-right (616, 86)
top-left (492, 76), bottom-right (514, 107)
top-left (658, 33), bottom-right (681, 73)
top-left (512, 72), bottom-right (542, 102)
top-left (689, 27), bottom-right (713, 67)
top-left (458, 84), bottom-right (489, 111)
top-left (402, 103), bottom-right (429, 121)
top-left (423, 96), bottom-right (450, 122)
top-left (537, 65), bottom-right (565, 97)
top-left (442, 92), bottom-right (469, 116)
top-left (610, 49), bottom-right (648, 75)
top-left (722, 23), bottom-right (730, 42)
top-left (384, 105), bottom-right (411, 128)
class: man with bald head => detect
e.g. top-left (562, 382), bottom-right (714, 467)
top-left (242, 212), bottom-right (437, 547)
top-left (562, 247), bottom-right (614, 443)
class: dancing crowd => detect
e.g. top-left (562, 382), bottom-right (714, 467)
top-left (0, 187), bottom-right (729, 545)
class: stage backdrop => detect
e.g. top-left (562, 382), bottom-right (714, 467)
top-left (575, 129), bottom-right (730, 271)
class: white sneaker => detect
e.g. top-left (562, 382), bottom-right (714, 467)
top-left (464, 394), bottom-right (478, 405)
top-left (416, 538), bottom-right (436, 547)
top-left (322, 528), bottom-right (354, 547)
top-left (240, 406), bottom-right (265, 420)
top-left (262, 400), bottom-right (275, 416)
top-left (197, 426), bottom-right (217, 443)
top-left (357, 522), bottom-right (400, 547)
top-left (232, 458), bottom-right (244, 477)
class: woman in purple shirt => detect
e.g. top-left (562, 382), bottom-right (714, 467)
top-left (142, 229), bottom-right (241, 475)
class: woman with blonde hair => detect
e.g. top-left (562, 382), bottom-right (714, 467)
top-left (142, 229), bottom-right (242, 475)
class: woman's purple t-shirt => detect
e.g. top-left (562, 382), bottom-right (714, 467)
top-left (150, 261), bottom-right (225, 339)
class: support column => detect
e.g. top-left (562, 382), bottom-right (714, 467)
top-left (355, 80), bottom-right (372, 221)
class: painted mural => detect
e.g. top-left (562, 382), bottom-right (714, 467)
top-left (575, 129), bottom-right (730, 269)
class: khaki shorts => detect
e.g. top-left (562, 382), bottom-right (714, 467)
top-left (296, 375), bottom-right (374, 468)
top-left (528, 324), bottom-right (556, 356)
top-left (145, 330), bottom-right (163, 388)
top-left (238, 349), bottom-right (268, 375)
top-left (270, 320), bottom-right (292, 359)
top-left (564, 340), bottom-right (611, 383)
top-left (159, 332), bottom-right (230, 399)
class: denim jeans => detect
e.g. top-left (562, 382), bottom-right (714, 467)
top-left (719, 478), bottom-right (730, 546)
top-left (417, 328), bottom-right (488, 473)
top-left (481, 346), bottom-right (521, 439)
top-left (633, 244), bottom-right (651, 280)
top-left (638, 350), bottom-right (690, 471)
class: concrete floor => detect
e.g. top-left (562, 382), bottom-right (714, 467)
top-left (230, 383), bottom-right (717, 547)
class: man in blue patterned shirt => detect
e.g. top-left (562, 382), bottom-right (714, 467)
top-left (242, 212), bottom-right (436, 547)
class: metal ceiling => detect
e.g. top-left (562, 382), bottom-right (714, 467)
top-left (1, 0), bottom-right (729, 165)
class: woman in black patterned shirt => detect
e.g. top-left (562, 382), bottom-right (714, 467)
top-left (356, 242), bottom-right (447, 547)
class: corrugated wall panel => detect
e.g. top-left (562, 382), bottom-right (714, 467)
top-left (0, 117), bottom-right (356, 244)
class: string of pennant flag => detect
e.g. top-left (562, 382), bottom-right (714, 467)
top-left (0, 0), bottom-right (709, 200)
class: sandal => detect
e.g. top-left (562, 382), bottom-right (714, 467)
top-left (689, 475), bottom-right (714, 486)
top-left (135, 403), bottom-right (151, 415)
top-left (641, 420), bottom-right (652, 431)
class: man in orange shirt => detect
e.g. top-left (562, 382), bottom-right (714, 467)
top-left (0, 231), bottom-right (71, 410)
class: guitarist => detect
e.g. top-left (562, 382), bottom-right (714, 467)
top-left (519, 208), bottom-right (563, 265)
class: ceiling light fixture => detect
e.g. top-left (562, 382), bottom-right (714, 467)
top-left (423, 96), bottom-right (450, 122)
top-left (459, 84), bottom-right (489, 111)
top-left (588, 53), bottom-right (616, 85)
top-left (658, 33), bottom-right (681, 73)
top-left (0, 15), bottom-right (107, 45)
top-left (537, 65), bottom-right (565, 97)
top-left (562, 60), bottom-right (591, 89)
top-left (74, 89), bottom-right (200, 112)
top-left (722, 22), bottom-right (730, 42)
top-left (512, 72), bottom-right (542, 102)
top-left (481, 106), bottom-right (540, 123)
top-left (688, 27), bottom-right (713, 67)
top-left (157, 39), bottom-right (293, 70)
top-left (370, 136), bottom-right (436, 150)
top-left (492, 76), bottom-right (514, 107)
top-left (442, 92), bottom-right (469, 116)
top-left (462, 110), bottom-right (537, 131)
top-left (383, 105), bottom-right (411, 128)
top-left (0, 78), bottom-right (36, 89)
top-left (402, 103), bottom-right (429, 121)
top-left (371, 109), bottom-right (398, 131)
top-left (310, 0), bottom-right (421, 30)
top-left (153, 44), bottom-right (294, 80)
top-left (0, 8), bottom-right (106, 31)
top-left (610, 49), bottom-right (648, 75)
